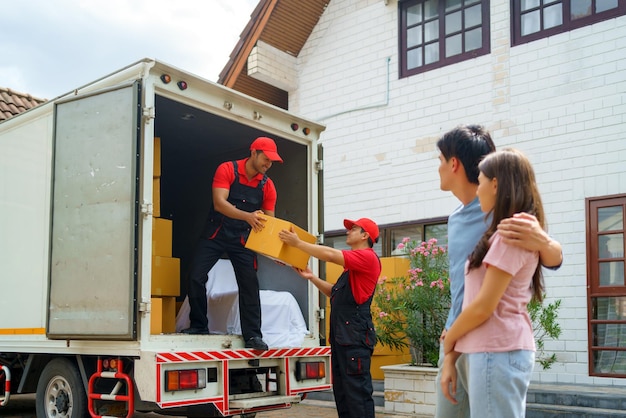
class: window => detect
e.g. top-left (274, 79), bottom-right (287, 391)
top-left (324, 218), bottom-right (448, 257)
top-left (399, 0), bottom-right (490, 77)
top-left (586, 194), bottom-right (626, 377)
top-left (512, 0), bottom-right (626, 46)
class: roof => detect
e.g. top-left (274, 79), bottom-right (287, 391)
top-left (0, 87), bottom-right (46, 122)
top-left (218, 0), bottom-right (330, 109)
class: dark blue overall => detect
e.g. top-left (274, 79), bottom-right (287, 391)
top-left (187, 161), bottom-right (267, 340)
top-left (330, 269), bottom-right (376, 418)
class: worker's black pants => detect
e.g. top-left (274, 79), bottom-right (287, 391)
top-left (187, 233), bottom-right (262, 341)
top-left (331, 343), bottom-right (375, 418)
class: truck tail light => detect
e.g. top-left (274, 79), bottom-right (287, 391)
top-left (165, 369), bottom-right (207, 391)
top-left (295, 361), bottom-right (325, 381)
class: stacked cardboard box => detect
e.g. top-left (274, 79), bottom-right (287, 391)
top-left (151, 137), bottom-right (179, 334)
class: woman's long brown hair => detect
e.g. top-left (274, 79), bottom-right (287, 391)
top-left (467, 148), bottom-right (546, 302)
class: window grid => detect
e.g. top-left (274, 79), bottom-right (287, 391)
top-left (400, 0), bottom-right (490, 77)
top-left (512, 0), bottom-right (626, 46)
top-left (586, 194), bottom-right (626, 377)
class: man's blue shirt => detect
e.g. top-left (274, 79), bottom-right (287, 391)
top-left (445, 197), bottom-right (489, 330)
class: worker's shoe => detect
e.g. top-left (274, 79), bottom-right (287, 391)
top-left (180, 327), bottom-right (210, 335)
top-left (245, 337), bottom-right (269, 351)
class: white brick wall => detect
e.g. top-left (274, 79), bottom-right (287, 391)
top-left (290, 0), bottom-right (626, 386)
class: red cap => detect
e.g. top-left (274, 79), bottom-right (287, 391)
top-left (344, 218), bottom-right (379, 243)
top-left (250, 136), bottom-right (283, 162)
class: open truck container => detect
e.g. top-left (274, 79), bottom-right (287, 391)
top-left (0, 58), bottom-right (330, 417)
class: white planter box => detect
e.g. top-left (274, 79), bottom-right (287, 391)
top-left (381, 363), bottom-right (438, 417)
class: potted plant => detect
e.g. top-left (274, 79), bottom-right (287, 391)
top-left (373, 237), bottom-right (450, 366)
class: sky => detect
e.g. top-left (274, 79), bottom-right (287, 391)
top-left (1, 0), bottom-right (259, 99)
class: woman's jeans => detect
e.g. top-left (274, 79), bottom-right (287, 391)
top-left (467, 350), bottom-right (535, 418)
top-left (436, 348), bottom-right (534, 418)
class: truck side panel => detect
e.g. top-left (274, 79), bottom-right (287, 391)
top-left (0, 108), bottom-right (52, 333)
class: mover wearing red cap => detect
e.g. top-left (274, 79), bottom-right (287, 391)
top-left (278, 217), bottom-right (382, 418)
top-left (250, 136), bottom-right (283, 163)
top-left (182, 136), bottom-right (283, 351)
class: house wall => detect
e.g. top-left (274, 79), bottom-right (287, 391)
top-left (291, 0), bottom-right (626, 386)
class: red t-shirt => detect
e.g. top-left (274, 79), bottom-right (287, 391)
top-left (341, 248), bottom-right (381, 304)
top-left (212, 158), bottom-right (277, 212)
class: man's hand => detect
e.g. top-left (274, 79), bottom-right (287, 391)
top-left (497, 212), bottom-right (562, 268)
top-left (440, 355), bottom-right (459, 404)
top-left (294, 267), bottom-right (315, 281)
top-left (497, 212), bottom-right (548, 250)
top-left (247, 210), bottom-right (267, 232)
top-left (278, 226), bottom-right (300, 247)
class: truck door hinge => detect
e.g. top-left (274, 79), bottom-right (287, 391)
top-left (142, 106), bottom-right (155, 124)
top-left (315, 160), bottom-right (323, 173)
top-left (317, 308), bottom-right (325, 320)
top-left (141, 200), bottom-right (153, 217)
top-left (138, 300), bottom-right (150, 313)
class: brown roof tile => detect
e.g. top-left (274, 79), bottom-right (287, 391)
top-left (0, 87), bottom-right (47, 122)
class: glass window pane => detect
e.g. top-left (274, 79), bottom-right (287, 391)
top-left (465, 27), bottom-right (482, 51)
top-left (408, 26), bottom-right (423, 47)
top-left (544, 3), bottom-right (563, 29)
top-left (597, 0), bottom-right (618, 12)
top-left (521, 0), bottom-right (540, 11)
top-left (594, 296), bottom-right (626, 320)
top-left (425, 42), bottom-right (440, 64)
top-left (445, 33), bottom-right (462, 57)
top-left (407, 4), bottom-right (423, 26)
top-left (445, 0), bottom-right (462, 12)
top-left (601, 234), bottom-right (624, 258)
top-left (466, 0), bottom-right (480, 4)
top-left (425, 20), bottom-right (439, 42)
top-left (425, 224), bottom-right (448, 246)
top-left (407, 48), bottom-right (423, 69)
top-left (571, 0), bottom-right (592, 19)
top-left (445, 10), bottom-right (462, 34)
top-left (390, 227), bottom-right (424, 255)
top-left (593, 349), bottom-right (626, 374)
top-left (424, 0), bottom-right (440, 19)
top-left (521, 10), bottom-right (541, 35)
top-left (599, 261), bottom-right (625, 286)
top-left (599, 206), bottom-right (623, 231)
top-left (465, 4), bottom-right (482, 27)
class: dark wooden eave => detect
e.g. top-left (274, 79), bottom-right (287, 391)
top-left (218, 0), bottom-right (330, 109)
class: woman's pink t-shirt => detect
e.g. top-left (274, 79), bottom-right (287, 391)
top-left (455, 232), bottom-right (539, 353)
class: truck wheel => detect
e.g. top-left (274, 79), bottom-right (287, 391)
top-left (36, 357), bottom-right (88, 418)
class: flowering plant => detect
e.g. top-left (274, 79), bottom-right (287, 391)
top-left (373, 237), bottom-right (450, 366)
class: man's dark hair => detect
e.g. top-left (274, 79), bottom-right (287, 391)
top-left (436, 124), bottom-right (496, 184)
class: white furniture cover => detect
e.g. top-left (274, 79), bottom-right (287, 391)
top-left (175, 259), bottom-right (309, 347)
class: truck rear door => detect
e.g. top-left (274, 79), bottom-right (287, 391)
top-left (47, 82), bottom-right (141, 339)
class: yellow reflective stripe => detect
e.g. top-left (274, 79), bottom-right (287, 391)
top-left (0, 328), bottom-right (46, 335)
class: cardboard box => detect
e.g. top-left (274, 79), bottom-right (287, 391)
top-left (151, 256), bottom-right (180, 296)
top-left (153, 178), bottom-right (161, 217)
top-left (150, 296), bottom-right (176, 334)
top-left (152, 218), bottom-right (172, 257)
top-left (245, 216), bottom-right (316, 270)
top-left (153, 136), bottom-right (161, 178)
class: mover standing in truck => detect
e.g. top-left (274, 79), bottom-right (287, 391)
top-left (279, 218), bottom-right (382, 418)
top-left (182, 137), bottom-right (283, 351)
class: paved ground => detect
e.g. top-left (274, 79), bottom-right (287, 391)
top-left (0, 395), bottom-right (414, 417)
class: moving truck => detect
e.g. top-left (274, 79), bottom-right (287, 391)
top-left (0, 58), bottom-right (330, 418)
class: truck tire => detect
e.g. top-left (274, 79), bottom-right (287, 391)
top-left (36, 357), bottom-right (88, 418)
